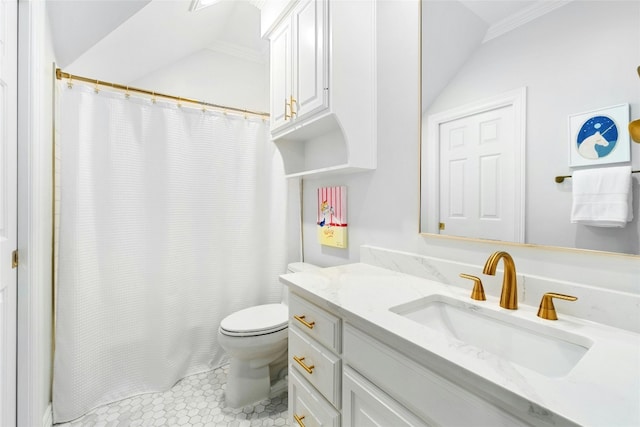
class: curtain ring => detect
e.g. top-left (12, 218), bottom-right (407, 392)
top-left (94, 79), bottom-right (99, 94)
top-left (201, 101), bottom-right (207, 113)
top-left (67, 76), bottom-right (73, 89)
top-left (125, 86), bottom-right (130, 99)
top-left (151, 92), bottom-right (156, 104)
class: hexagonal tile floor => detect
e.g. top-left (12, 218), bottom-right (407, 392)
top-left (55, 364), bottom-right (291, 427)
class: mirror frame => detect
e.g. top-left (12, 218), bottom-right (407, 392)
top-left (417, 0), bottom-right (639, 259)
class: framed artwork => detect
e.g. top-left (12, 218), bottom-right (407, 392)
top-left (317, 186), bottom-right (347, 248)
top-left (568, 103), bottom-right (630, 167)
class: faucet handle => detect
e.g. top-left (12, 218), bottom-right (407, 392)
top-left (537, 292), bottom-right (577, 320)
top-left (459, 274), bottom-right (486, 301)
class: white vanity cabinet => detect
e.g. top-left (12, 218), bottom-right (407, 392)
top-left (266, 0), bottom-right (376, 178)
top-left (288, 292), bottom-right (342, 426)
top-left (343, 324), bottom-right (531, 427)
top-left (287, 291), bottom-right (538, 427)
top-left (282, 263), bottom-right (637, 426)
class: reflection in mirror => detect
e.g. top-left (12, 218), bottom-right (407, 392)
top-left (420, 0), bottom-right (640, 255)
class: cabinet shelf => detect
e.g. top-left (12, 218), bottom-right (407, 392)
top-left (275, 113), bottom-right (375, 178)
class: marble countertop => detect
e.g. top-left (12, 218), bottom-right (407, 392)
top-left (281, 263), bottom-right (640, 426)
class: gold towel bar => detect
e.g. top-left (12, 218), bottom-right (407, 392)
top-left (555, 170), bottom-right (639, 183)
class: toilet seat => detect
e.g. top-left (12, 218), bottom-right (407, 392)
top-left (220, 304), bottom-right (288, 337)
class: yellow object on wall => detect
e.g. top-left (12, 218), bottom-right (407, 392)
top-left (318, 225), bottom-right (348, 248)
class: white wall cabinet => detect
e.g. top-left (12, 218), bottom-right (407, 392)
top-left (266, 0), bottom-right (376, 178)
top-left (270, 0), bottom-right (328, 134)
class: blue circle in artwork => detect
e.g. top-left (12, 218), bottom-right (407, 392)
top-left (576, 115), bottom-right (618, 159)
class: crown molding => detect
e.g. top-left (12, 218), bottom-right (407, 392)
top-left (206, 40), bottom-right (268, 64)
top-left (483, 0), bottom-right (573, 43)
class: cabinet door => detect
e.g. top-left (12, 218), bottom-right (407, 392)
top-left (270, 17), bottom-right (293, 132)
top-left (344, 325), bottom-right (530, 426)
top-left (291, 0), bottom-right (328, 122)
top-left (343, 367), bottom-right (430, 427)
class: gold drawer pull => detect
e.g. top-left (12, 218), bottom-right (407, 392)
top-left (293, 414), bottom-right (306, 427)
top-left (293, 356), bottom-right (315, 374)
top-left (293, 315), bottom-right (315, 329)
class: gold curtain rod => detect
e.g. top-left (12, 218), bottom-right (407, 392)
top-left (55, 68), bottom-right (270, 118)
top-left (555, 170), bottom-right (640, 183)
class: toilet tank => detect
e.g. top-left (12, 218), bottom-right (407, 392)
top-left (282, 262), bottom-right (320, 305)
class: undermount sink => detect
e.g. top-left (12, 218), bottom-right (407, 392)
top-left (390, 295), bottom-right (592, 377)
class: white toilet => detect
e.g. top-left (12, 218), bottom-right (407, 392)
top-left (218, 262), bottom-right (319, 408)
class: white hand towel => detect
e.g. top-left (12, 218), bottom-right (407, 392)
top-left (570, 165), bottom-right (633, 227)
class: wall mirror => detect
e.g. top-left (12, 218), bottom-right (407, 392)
top-left (420, 0), bottom-right (640, 255)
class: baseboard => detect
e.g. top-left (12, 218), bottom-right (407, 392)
top-left (42, 403), bottom-right (52, 427)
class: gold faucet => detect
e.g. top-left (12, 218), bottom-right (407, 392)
top-left (459, 273), bottom-right (486, 301)
top-left (537, 293), bottom-right (578, 320)
top-left (482, 251), bottom-right (518, 310)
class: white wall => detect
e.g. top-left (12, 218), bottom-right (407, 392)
top-left (301, 0), bottom-right (639, 293)
top-left (426, 1), bottom-right (640, 254)
top-left (18, 1), bottom-right (56, 425)
top-left (302, 0), bottom-right (423, 265)
top-left (132, 48), bottom-right (269, 113)
top-left (421, 0), bottom-right (486, 112)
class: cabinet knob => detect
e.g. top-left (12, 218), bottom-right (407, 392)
top-left (293, 314), bottom-right (315, 329)
top-left (459, 273), bottom-right (486, 301)
top-left (537, 292), bottom-right (577, 320)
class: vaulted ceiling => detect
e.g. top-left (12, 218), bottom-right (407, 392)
top-left (47, 0), bottom-right (549, 87)
top-left (47, 0), bottom-right (267, 83)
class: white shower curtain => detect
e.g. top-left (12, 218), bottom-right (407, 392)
top-left (53, 83), bottom-right (287, 423)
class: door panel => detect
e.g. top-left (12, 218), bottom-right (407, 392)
top-left (439, 105), bottom-right (515, 241)
top-left (0, 0), bottom-right (18, 425)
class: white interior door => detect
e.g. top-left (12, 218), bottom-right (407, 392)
top-left (0, 0), bottom-right (18, 425)
top-left (439, 105), bottom-right (517, 241)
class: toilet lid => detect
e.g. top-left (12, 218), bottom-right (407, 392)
top-left (219, 304), bottom-right (288, 336)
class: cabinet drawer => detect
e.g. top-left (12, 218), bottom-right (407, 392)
top-left (289, 368), bottom-right (340, 427)
top-left (344, 324), bottom-right (528, 426)
top-left (290, 292), bottom-right (341, 353)
top-left (289, 326), bottom-right (341, 408)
